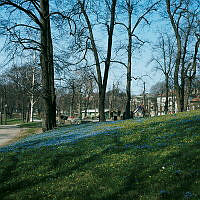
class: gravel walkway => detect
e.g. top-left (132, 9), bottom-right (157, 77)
top-left (0, 125), bottom-right (21, 147)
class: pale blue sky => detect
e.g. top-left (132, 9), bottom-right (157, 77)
top-left (0, 0), bottom-right (167, 95)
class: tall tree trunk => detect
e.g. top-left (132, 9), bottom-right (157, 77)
top-left (78, 0), bottom-right (117, 122)
top-left (166, 0), bottom-right (182, 112)
top-left (100, 0), bottom-right (117, 121)
top-left (164, 74), bottom-right (169, 114)
top-left (180, 70), bottom-right (185, 112)
top-left (26, 103), bottom-right (30, 123)
top-left (71, 84), bottom-right (75, 117)
top-left (179, 25), bottom-right (191, 112)
top-left (30, 66), bottom-right (35, 122)
top-left (125, 0), bottom-right (132, 119)
top-left (30, 95), bottom-right (34, 122)
top-left (184, 77), bottom-right (192, 110)
top-left (99, 88), bottom-right (106, 121)
top-left (185, 39), bottom-right (200, 109)
top-left (40, 0), bottom-right (56, 131)
top-left (78, 88), bottom-right (82, 119)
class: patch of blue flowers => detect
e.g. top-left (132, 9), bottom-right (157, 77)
top-left (184, 191), bottom-right (194, 199)
top-left (0, 121), bottom-right (122, 152)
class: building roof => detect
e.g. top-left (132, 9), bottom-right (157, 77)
top-left (191, 98), bottom-right (200, 103)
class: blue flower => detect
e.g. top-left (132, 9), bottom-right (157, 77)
top-left (184, 191), bottom-right (193, 199)
top-left (0, 121), bottom-right (123, 152)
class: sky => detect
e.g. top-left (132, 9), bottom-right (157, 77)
top-left (107, 15), bottom-right (166, 95)
top-left (0, 0), bottom-right (167, 95)
top-left (108, 41), bottom-right (163, 95)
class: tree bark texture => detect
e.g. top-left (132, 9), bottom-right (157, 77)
top-left (124, 0), bottom-right (132, 119)
top-left (166, 0), bottom-right (182, 112)
top-left (0, 0), bottom-right (57, 130)
top-left (164, 74), bottom-right (169, 114)
top-left (40, 0), bottom-right (56, 131)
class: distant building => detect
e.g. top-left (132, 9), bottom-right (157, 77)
top-left (156, 94), bottom-right (177, 115)
top-left (131, 94), bottom-right (156, 117)
top-left (81, 109), bottom-right (110, 119)
top-left (189, 97), bottom-right (200, 110)
top-left (80, 93), bottom-right (200, 120)
top-left (131, 92), bottom-right (200, 117)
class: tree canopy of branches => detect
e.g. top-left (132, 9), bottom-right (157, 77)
top-left (151, 33), bottom-right (175, 114)
top-left (0, 0), bottom-right (56, 130)
top-left (108, 0), bottom-right (161, 119)
top-left (166, 0), bottom-right (200, 112)
top-left (67, 0), bottom-right (118, 121)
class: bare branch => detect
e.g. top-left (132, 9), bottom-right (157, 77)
top-left (7, 23), bottom-right (40, 31)
top-left (0, 0), bottom-right (42, 27)
top-left (110, 60), bottom-right (127, 68)
top-left (131, 0), bottom-right (161, 34)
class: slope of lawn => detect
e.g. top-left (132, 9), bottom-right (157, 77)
top-left (3, 118), bottom-right (23, 125)
top-left (0, 111), bottom-right (200, 200)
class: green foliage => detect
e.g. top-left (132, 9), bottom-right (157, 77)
top-left (18, 121), bottom-right (42, 128)
top-left (6, 118), bottom-right (23, 125)
top-left (0, 111), bottom-right (200, 199)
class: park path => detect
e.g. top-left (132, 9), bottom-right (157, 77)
top-left (0, 125), bottom-right (21, 147)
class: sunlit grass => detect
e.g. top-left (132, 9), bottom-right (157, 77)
top-left (5, 118), bottom-right (23, 125)
top-left (18, 121), bottom-right (42, 128)
top-left (0, 110), bottom-right (200, 199)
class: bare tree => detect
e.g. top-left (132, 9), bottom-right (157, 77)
top-left (6, 63), bottom-right (41, 122)
top-left (106, 82), bottom-right (126, 118)
top-left (0, 76), bottom-right (17, 124)
top-left (166, 0), bottom-right (200, 112)
top-left (111, 0), bottom-right (160, 119)
top-left (75, 0), bottom-right (117, 121)
top-left (151, 33), bottom-right (175, 114)
top-left (184, 38), bottom-right (200, 109)
top-left (0, 0), bottom-right (56, 130)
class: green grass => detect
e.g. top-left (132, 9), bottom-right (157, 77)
top-left (0, 111), bottom-right (200, 199)
top-left (18, 121), bottom-right (42, 128)
top-left (2, 118), bottom-right (42, 127)
top-left (5, 118), bottom-right (23, 125)
top-left (16, 121), bottom-right (43, 141)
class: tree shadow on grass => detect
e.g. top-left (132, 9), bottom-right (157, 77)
top-left (0, 142), bottom-right (116, 199)
top-left (0, 115), bottom-right (200, 200)
top-left (96, 142), bottom-right (200, 200)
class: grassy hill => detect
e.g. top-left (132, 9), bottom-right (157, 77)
top-left (0, 111), bottom-right (200, 200)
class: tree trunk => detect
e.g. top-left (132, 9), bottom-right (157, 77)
top-left (78, 88), bottom-right (82, 119)
top-left (180, 71), bottom-right (185, 112)
top-left (184, 39), bottom-right (200, 109)
top-left (26, 103), bottom-right (30, 123)
top-left (99, 87), bottom-right (106, 121)
top-left (124, 0), bottom-right (132, 119)
top-left (184, 77), bottom-right (192, 110)
top-left (30, 65), bottom-right (35, 122)
top-left (166, 0), bottom-right (182, 112)
top-left (78, 0), bottom-right (117, 122)
top-left (164, 74), bottom-right (169, 114)
top-left (40, 0), bottom-right (56, 131)
top-left (30, 95), bottom-right (34, 122)
top-left (71, 83), bottom-right (75, 117)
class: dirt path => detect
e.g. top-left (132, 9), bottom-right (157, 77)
top-left (0, 125), bottom-right (21, 147)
